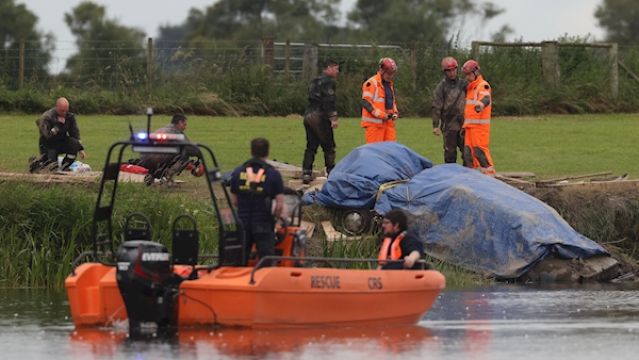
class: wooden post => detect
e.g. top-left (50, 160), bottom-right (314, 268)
top-left (284, 39), bottom-right (291, 79)
top-left (541, 41), bottom-right (560, 88)
top-left (609, 43), bottom-right (619, 99)
top-left (410, 43), bottom-right (417, 90)
top-left (302, 43), bottom-right (318, 82)
top-left (146, 37), bottom-right (153, 101)
top-left (262, 37), bottom-right (274, 71)
top-left (18, 39), bottom-right (25, 89)
top-left (471, 41), bottom-right (480, 60)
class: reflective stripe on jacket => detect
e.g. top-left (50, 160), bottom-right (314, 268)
top-left (378, 231), bottom-right (406, 265)
top-left (361, 73), bottom-right (397, 126)
top-left (463, 75), bottom-right (491, 128)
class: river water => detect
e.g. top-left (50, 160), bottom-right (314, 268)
top-left (1, 284), bottom-right (638, 359)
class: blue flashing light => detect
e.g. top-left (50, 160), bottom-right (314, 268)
top-left (136, 132), bottom-right (148, 140)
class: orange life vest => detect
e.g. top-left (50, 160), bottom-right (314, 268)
top-left (378, 231), bottom-right (406, 265)
top-left (361, 73), bottom-right (397, 127)
top-left (463, 75), bottom-right (492, 128)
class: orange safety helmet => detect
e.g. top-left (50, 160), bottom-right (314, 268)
top-left (462, 59), bottom-right (480, 74)
top-left (441, 57), bottom-right (458, 71)
top-left (379, 57), bottom-right (397, 73)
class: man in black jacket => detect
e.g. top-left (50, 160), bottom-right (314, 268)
top-left (302, 59), bottom-right (340, 184)
top-left (31, 97), bottom-right (86, 172)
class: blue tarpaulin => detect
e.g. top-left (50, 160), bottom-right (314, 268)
top-left (374, 164), bottom-right (609, 278)
top-left (302, 142), bottom-right (432, 208)
top-left (303, 142), bottom-right (609, 278)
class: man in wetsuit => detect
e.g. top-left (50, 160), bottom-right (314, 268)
top-left (302, 59), bottom-right (340, 184)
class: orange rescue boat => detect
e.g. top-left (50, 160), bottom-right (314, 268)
top-left (65, 124), bottom-right (445, 337)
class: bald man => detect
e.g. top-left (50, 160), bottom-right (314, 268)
top-left (32, 97), bottom-right (86, 172)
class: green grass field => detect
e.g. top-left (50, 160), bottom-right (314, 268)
top-left (1, 113), bottom-right (638, 177)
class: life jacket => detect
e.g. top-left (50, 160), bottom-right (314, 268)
top-left (378, 231), bottom-right (406, 265)
top-left (361, 73), bottom-right (397, 127)
top-left (463, 75), bottom-right (492, 128)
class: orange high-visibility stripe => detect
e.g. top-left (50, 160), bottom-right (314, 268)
top-left (464, 119), bottom-right (491, 125)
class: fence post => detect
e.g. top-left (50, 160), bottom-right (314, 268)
top-left (18, 39), bottom-right (25, 89)
top-left (609, 43), bottom-right (619, 99)
top-left (147, 37), bottom-right (153, 101)
top-left (262, 37), bottom-right (274, 72)
top-left (302, 43), bottom-right (318, 82)
top-left (471, 41), bottom-right (480, 60)
top-left (284, 39), bottom-right (291, 79)
top-left (410, 43), bottom-right (417, 90)
top-left (541, 41), bottom-right (560, 88)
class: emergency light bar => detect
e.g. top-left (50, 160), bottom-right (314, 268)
top-left (134, 132), bottom-right (186, 142)
top-left (150, 133), bottom-right (186, 141)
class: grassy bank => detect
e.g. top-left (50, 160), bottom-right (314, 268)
top-left (2, 181), bottom-right (638, 289)
top-left (0, 182), bottom-right (218, 288)
top-left (1, 113), bottom-right (639, 178)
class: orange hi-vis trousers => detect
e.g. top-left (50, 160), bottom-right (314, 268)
top-left (463, 125), bottom-right (495, 174)
top-left (363, 120), bottom-right (396, 143)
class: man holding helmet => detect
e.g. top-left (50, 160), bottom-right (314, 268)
top-left (360, 57), bottom-right (399, 143)
top-left (432, 56), bottom-right (469, 165)
top-left (462, 59), bottom-right (495, 175)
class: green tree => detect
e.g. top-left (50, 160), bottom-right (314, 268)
top-left (64, 1), bottom-right (145, 89)
top-left (0, 0), bottom-right (53, 88)
top-left (595, 0), bottom-right (639, 43)
top-left (347, 0), bottom-right (504, 44)
top-left (159, 0), bottom-right (341, 44)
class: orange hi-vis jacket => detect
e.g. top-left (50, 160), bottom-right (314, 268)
top-left (378, 231), bottom-right (406, 265)
top-left (361, 73), bottom-right (397, 127)
top-left (463, 75), bottom-right (491, 128)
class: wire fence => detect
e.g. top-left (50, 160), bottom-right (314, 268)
top-left (2, 38), bottom-right (639, 116)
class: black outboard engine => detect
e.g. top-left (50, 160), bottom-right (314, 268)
top-left (115, 240), bottom-right (181, 338)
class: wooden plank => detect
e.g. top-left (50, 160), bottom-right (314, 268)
top-left (496, 172), bottom-right (536, 179)
top-left (321, 221), bottom-right (360, 242)
top-left (541, 179), bottom-right (639, 191)
top-left (618, 59), bottom-right (639, 86)
top-left (495, 174), bottom-right (536, 191)
top-left (300, 220), bottom-right (315, 239)
top-left (537, 171), bottom-right (613, 184)
top-left (288, 177), bottom-right (326, 193)
top-left (321, 221), bottom-right (343, 242)
top-left (266, 159), bottom-right (321, 179)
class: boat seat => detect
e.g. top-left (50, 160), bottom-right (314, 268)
top-left (172, 214), bottom-right (199, 266)
top-left (219, 230), bottom-right (245, 266)
top-left (123, 212), bottom-right (152, 241)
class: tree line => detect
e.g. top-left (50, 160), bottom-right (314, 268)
top-left (2, 0), bottom-right (638, 83)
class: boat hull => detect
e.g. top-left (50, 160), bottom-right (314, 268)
top-left (66, 263), bottom-right (445, 328)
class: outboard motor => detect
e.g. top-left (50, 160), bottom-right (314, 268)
top-left (115, 240), bottom-right (181, 338)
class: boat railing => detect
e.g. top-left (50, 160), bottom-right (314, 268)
top-left (249, 256), bottom-right (431, 285)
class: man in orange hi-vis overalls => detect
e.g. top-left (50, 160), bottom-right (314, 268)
top-left (461, 59), bottom-right (495, 175)
top-left (361, 58), bottom-right (399, 143)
